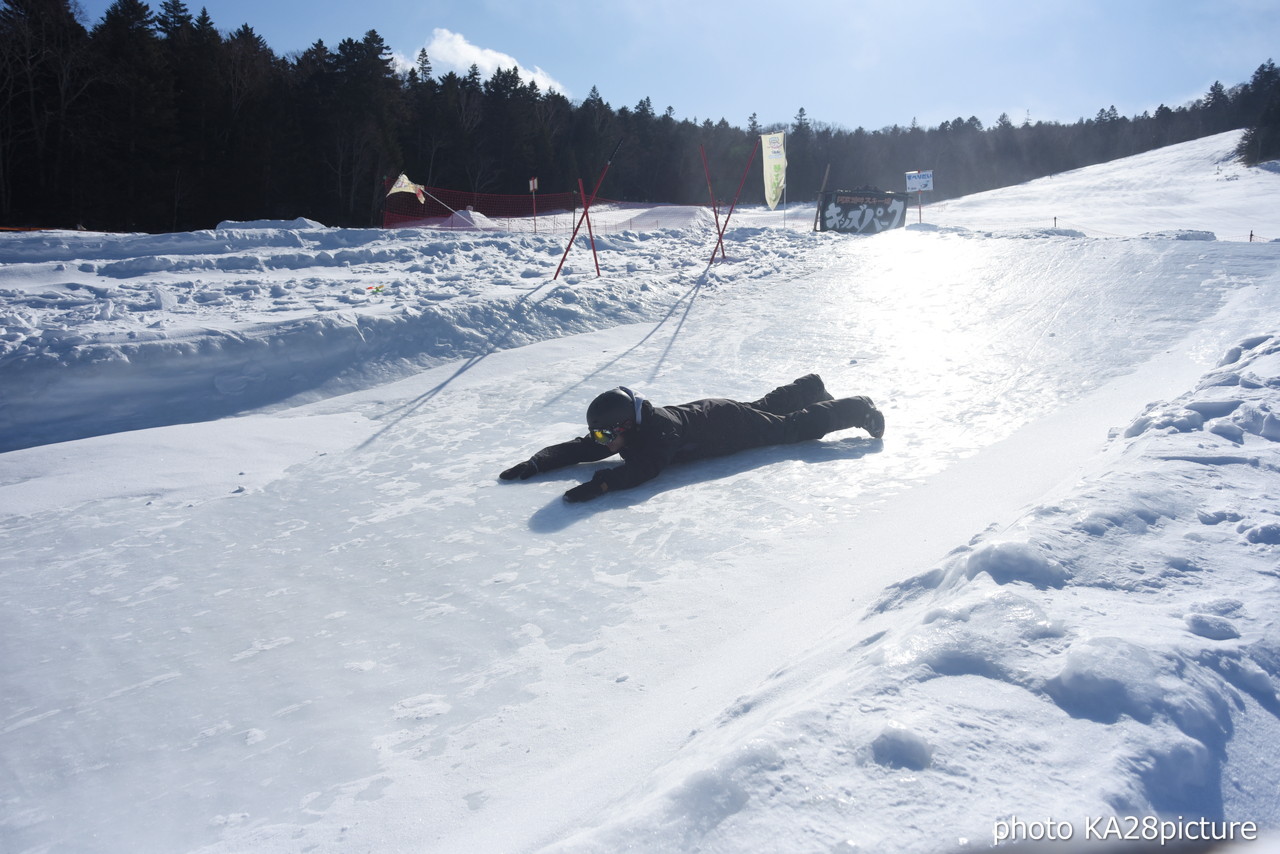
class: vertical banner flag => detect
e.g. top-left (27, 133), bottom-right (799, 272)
top-left (762, 132), bottom-right (787, 210)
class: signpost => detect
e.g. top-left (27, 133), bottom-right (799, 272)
top-left (529, 177), bottom-right (538, 233)
top-left (905, 170), bottom-right (933, 223)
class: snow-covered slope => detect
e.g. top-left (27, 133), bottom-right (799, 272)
top-left (929, 130), bottom-right (1278, 241)
top-left (2, 131), bottom-right (1280, 854)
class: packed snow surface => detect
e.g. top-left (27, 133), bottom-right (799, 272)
top-left (3, 131), bottom-right (1280, 853)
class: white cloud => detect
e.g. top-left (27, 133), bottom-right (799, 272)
top-left (419, 28), bottom-right (569, 96)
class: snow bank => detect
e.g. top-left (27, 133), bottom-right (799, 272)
top-left (214, 217), bottom-right (326, 230)
top-left (436, 209), bottom-right (500, 230)
top-left (1, 215), bottom-right (790, 451)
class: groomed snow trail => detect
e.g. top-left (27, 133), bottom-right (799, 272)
top-left (5, 220), bottom-right (1279, 853)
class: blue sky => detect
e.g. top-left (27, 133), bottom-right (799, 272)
top-left (76, 0), bottom-right (1280, 131)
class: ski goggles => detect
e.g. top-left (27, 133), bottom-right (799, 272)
top-left (590, 425), bottom-right (626, 445)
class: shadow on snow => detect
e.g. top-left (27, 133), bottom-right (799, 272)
top-left (523, 434), bottom-right (884, 534)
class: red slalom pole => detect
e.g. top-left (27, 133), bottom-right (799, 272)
top-left (554, 138), bottom-right (624, 280)
top-left (708, 136), bottom-right (760, 266)
top-left (581, 176), bottom-right (599, 273)
top-left (699, 145), bottom-right (726, 260)
top-left (554, 193), bottom-right (588, 280)
top-left (586, 137), bottom-right (624, 210)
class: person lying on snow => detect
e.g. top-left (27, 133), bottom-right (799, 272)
top-left (499, 374), bottom-right (885, 503)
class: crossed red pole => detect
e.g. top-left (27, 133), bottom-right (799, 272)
top-left (707, 136), bottom-right (760, 266)
top-left (554, 138), bottom-right (624, 280)
top-left (699, 145), bottom-right (726, 261)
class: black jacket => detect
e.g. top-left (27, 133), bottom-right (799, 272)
top-left (528, 393), bottom-right (868, 493)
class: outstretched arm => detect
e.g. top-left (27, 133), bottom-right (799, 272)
top-left (562, 439), bottom-right (676, 501)
top-left (499, 436), bottom-right (614, 481)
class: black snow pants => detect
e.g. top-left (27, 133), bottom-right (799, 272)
top-left (672, 374), bottom-right (876, 461)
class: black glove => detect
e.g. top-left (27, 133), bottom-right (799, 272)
top-left (499, 461), bottom-right (538, 481)
top-left (564, 479), bottom-right (605, 503)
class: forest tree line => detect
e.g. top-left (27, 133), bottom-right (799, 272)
top-left (3, 0), bottom-right (1279, 232)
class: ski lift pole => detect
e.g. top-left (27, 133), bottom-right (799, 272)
top-left (554, 137), bottom-right (624, 280)
top-left (708, 135), bottom-right (760, 266)
top-left (699, 144), bottom-right (726, 260)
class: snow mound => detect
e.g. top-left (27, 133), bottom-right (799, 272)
top-left (1141, 229), bottom-right (1218, 241)
top-left (1006, 226), bottom-right (1089, 239)
top-left (214, 217), bottom-right (326, 230)
top-left (958, 540), bottom-right (1071, 589)
top-left (435, 209), bottom-right (500, 230)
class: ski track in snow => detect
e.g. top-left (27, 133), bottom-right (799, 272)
top-left (548, 334), bottom-right (1280, 854)
top-left (2, 131), bottom-right (1280, 853)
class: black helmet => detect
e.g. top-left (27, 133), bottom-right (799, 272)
top-left (587, 386), bottom-right (643, 431)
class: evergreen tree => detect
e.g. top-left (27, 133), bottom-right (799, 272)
top-left (155, 0), bottom-right (223, 228)
top-left (572, 85), bottom-right (615, 186)
top-left (345, 31), bottom-right (402, 221)
top-left (1201, 81), bottom-right (1234, 134)
top-left (476, 66), bottom-right (537, 193)
top-left (155, 0), bottom-right (193, 38)
top-left (88, 0), bottom-right (174, 229)
top-left (0, 0), bottom-right (91, 223)
top-left (400, 49), bottom-right (444, 188)
top-left (1236, 60), bottom-right (1280, 164)
top-left (288, 39), bottom-right (342, 221)
top-left (787, 107), bottom-right (816, 198)
top-left (415, 48), bottom-right (434, 83)
top-left (218, 24), bottom-right (283, 221)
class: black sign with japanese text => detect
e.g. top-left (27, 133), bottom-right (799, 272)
top-left (817, 189), bottom-right (909, 234)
